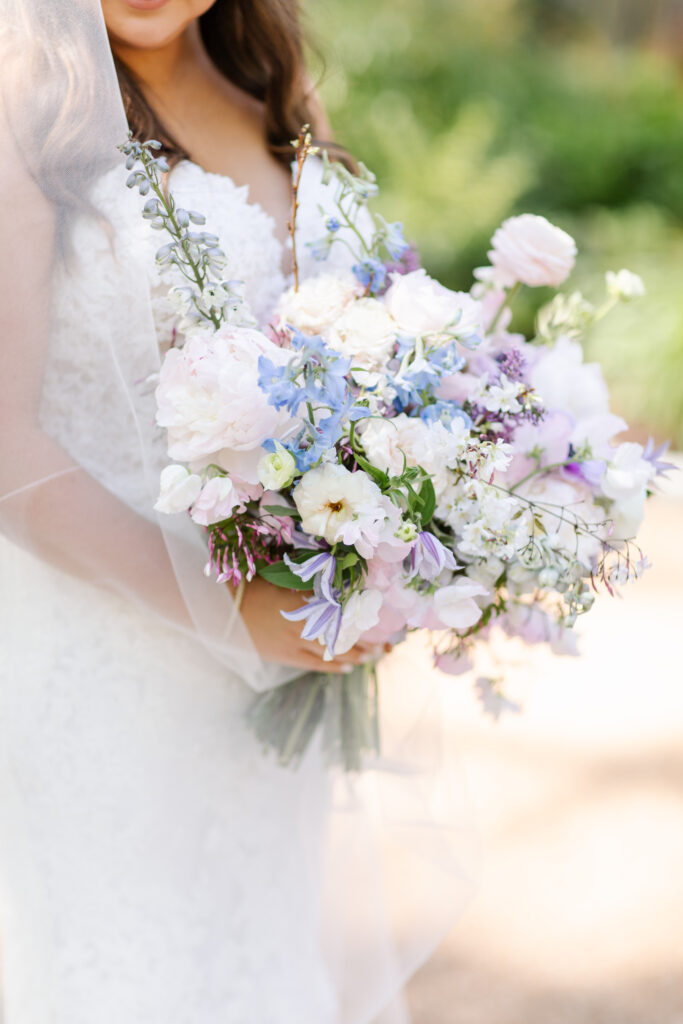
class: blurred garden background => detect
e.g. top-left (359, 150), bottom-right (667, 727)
top-left (307, 0), bottom-right (683, 447)
top-left (305, 3), bottom-right (683, 1021)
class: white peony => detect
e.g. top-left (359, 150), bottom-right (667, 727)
top-left (606, 269), bottom-right (646, 302)
top-left (190, 475), bottom-right (242, 526)
top-left (275, 272), bottom-right (360, 335)
top-left (257, 442), bottom-right (297, 490)
top-left (155, 325), bottom-right (295, 482)
top-left (154, 465), bottom-right (202, 514)
top-left (359, 415), bottom-right (470, 500)
top-left (601, 442), bottom-right (654, 502)
top-left (488, 214), bottom-right (577, 288)
top-left (293, 463), bottom-right (388, 556)
top-left (324, 297), bottom-right (397, 371)
top-left (332, 589), bottom-right (383, 657)
top-left (433, 578), bottom-right (489, 630)
top-left (384, 269), bottom-right (483, 342)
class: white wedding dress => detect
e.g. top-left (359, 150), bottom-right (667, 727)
top-left (0, 153), bottom-right (475, 1024)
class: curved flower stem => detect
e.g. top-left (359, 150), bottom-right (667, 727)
top-left (489, 281), bottom-right (521, 335)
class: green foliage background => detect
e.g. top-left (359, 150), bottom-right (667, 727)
top-left (305, 0), bottom-right (683, 445)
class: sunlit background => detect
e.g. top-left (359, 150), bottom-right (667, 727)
top-left (306, 1), bottom-right (683, 1020)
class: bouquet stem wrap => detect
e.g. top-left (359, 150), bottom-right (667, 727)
top-left (246, 664), bottom-right (380, 772)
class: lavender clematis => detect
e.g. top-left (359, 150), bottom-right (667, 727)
top-left (407, 531), bottom-right (458, 582)
top-left (281, 553), bottom-right (343, 656)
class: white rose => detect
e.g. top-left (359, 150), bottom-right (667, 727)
top-left (488, 214), bottom-right (577, 288)
top-left (606, 269), bottom-right (646, 302)
top-left (332, 590), bottom-right (383, 657)
top-left (293, 463), bottom-right (387, 556)
top-left (257, 442), bottom-right (297, 490)
top-left (324, 297), bottom-right (397, 370)
top-left (154, 465), bottom-right (202, 514)
top-left (601, 442), bottom-right (654, 502)
top-left (275, 272), bottom-right (360, 335)
top-left (384, 269), bottom-right (483, 342)
top-left (433, 578), bottom-right (490, 630)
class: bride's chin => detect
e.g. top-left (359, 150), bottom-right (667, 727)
top-left (101, 0), bottom-right (217, 50)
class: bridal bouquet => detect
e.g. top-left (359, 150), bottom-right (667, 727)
top-left (121, 131), bottom-right (668, 770)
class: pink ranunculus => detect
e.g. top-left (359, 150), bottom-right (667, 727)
top-left (488, 214), bottom-right (577, 288)
top-left (155, 324), bottom-right (295, 481)
top-left (384, 269), bottom-right (483, 341)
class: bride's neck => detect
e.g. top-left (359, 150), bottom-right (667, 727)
top-left (112, 22), bottom-right (210, 95)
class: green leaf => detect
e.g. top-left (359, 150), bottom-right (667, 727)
top-left (262, 505), bottom-right (302, 520)
top-left (257, 561), bottom-right (312, 590)
top-left (339, 551), bottom-right (360, 570)
top-left (417, 477), bottom-right (436, 525)
top-left (354, 452), bottom-right (389, 489)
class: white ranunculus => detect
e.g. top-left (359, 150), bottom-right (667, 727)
top-left (154, 465), bottom-right (202, 514)
top-left (293, 463), bottom-right (387, 556)
top-left (606, 269), bottom-right (646, 302)
top-left (433, 578), bottom-right (489, 630)
top-left (601, 442), bottom-right (654, 502)
top-left (275, 272), bottom-right (360, 335)
top-left (257, 442), bottom-right (297, 490)
top-left (384, 268), bottom-right (483, 342)
top-left (488, 214), bottom-right (577, 288)
top-left (155, 325), bottom-right (296, 482)
top-left (324, 297), bottom-right (397, 370)
top-left (529, 336), bottom-right (609, 421)
top-left (332, 589), bottom-right (383, 657)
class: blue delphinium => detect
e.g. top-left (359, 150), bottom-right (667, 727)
top-left (352, 258), bottom-right (387, 295)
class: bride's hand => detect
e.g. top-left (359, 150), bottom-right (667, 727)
top-left (239, 577), bottom-right (375, 674)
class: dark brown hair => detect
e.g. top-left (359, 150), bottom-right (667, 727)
top-left (115, 0), bottom-right (334, 168)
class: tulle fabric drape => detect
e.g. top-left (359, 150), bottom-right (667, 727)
top-left (0, 1), bottom-right (478, 1019)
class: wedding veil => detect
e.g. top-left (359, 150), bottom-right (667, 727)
top-left (0, 2), bottom-right (477, 1019)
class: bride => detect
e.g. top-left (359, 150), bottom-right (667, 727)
top-left (0, 1), bottom-right (475, 1021)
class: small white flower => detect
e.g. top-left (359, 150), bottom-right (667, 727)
top-left (154, 465), bottom-right (202, 514)
top-left (433, 577), bottom-right (489, 630)
top-left (606, 269), bottom-right (646, 302)
top-left (477, 374), bottom-right (525, 415)
top-left (257, 442), bottom-right (297, 490)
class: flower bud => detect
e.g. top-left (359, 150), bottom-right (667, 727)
top-left (606, 269), bottom-right (645, 302)
top-left (257, 442), bottom-right (297, 490)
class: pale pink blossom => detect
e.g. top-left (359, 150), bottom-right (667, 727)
top-left (488, 214), bottom-right (577, 288)
top-left (384, 269), bottom-right (482, 342)
top-left (190, 476), bottom-right (243, 526)
top-left (433, 578), bottom-right (489, 630)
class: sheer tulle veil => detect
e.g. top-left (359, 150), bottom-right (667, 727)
top-left (0, 0), bottom-right (478, 1018)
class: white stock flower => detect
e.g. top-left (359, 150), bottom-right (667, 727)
top-left (609, 491), bottom-right (646, 541)
top-left (293, 463), bottom-right (388, 556)
top-left (433, 577), bottom-right (489, 630)
top-left (333, 589), bottom-right (383, 657)
top-left (606, 269), bottom-right (646, 302)
top-left (324, 297), bottom-right (397, 371)
top-left (154, 465), bottom-right (202, 514)
top-left (190, 476), bottom-right (242, 526)
top-left (257, 442), bottom-right (297, 490)
top-left (275, 272), bottom-right (360, 335)
top-left (601, 442), bottom-right (653, 502)
top-left (488, 214), bottom-right (577, 288)
top-left (384, 269), bottom-right (482, 342)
